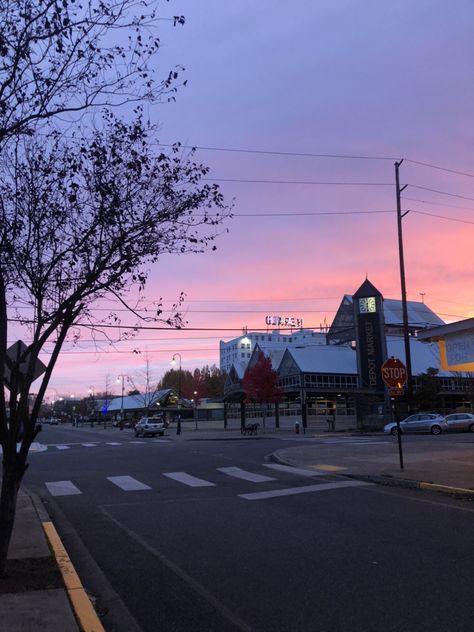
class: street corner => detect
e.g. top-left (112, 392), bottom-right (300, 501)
top-left (309, 463), bottom-right (348, 472)
top-left (28, 442), bottom-right (48, 453)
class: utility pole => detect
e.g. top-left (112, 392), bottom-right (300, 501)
top-left (395, 160), bottom-right (413, 405)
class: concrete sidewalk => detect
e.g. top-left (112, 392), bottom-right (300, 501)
top-left (272, 435), bottom-right (474, 497)
top-left (0, 489), bottom-right (82, 631)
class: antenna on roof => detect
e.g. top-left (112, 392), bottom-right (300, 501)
top-left (242, 325), bottom-right (248, 335)
top-left (419, 292), bottom-right (426, 304)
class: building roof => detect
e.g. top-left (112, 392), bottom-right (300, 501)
top-left (383, 299), bottom-right (445, 328)
top-left (106, 389), bottom-right (175, 412)
top-left (281, 337), bottom-right (454, 378)
top-left (285, 345), bottom-right (357, 374)
top-left (417, 317), bottom-right (474, 341)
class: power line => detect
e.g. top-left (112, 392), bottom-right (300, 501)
top-left (409, 184), bottom-right (474, 202)
top-left (157, 143), bottom-right (397, 161)
top-left (160, 143), bottom-right (474, 179)
top-left (203, 177), bottom-right (394, 186)
top-left (411, 210), bottom-right (474, 225)
top-left (232, 209), bottom-right (396, 217)
top-left (404, 159), bottom-right (474, 179)
top-left (402, 196), bottom-right (474, 212)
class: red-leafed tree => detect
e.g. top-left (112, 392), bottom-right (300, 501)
top-left (242, 352), bottom-right (283, 430)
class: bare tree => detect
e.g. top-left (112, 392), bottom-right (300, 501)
top-left (127, 355), bottom-right (163, 415)
top-left (0, 0), bottom-right (185, 146)
top-left (0, 114), bottom-right (229, 574)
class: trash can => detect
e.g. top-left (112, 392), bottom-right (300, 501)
top-left (295, 421), bottom-right (300, 434)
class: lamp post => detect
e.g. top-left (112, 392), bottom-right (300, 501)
top-left (70, 393), bottom-right (76, 426)
top-left (116, 374), bottom-right (128, 431)
top-left (193, 390), bottom-right (198, 430)
top-left (88, 386), bottom-right (95, 427)
top-left (171, 353), bottom-right (182, 435)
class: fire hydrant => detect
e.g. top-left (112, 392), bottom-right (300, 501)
top-left (295, 421), bottom-right (300, 434)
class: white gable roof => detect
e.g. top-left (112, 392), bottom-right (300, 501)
top-left (287, 345), bottom-right (357, 374)
top-left (106, 389), bottom-right (174, 412)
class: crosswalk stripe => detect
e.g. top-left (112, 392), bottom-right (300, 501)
top-left (129, 441), bottom-right (145, 444)
top-left (107, 476), bottom-right (151, 491)
top-left (263, 463), bottom-right (327, 477)
top-left (45, 480), bottom-right (82, 496)
top-left (239, 480), bottom-right (373, 500)
top-left (81, 443), bottom-right (97, 447)
top-left (55, 445), bottom-right (70, 451)
top-left (163, 472), bottom-right (215, 488)
top-left (106, 442), bottom-right (122, 445)
top-left (217, 467), bottom-right (275, 483)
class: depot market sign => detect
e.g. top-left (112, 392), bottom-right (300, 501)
top-left (381, 357), bottom-right (407, 395)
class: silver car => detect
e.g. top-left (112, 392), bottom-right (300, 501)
top-left (384, 413), bottom-right (448, 436)
top-left (445, 413), bottom-right (474, 433)
top-left (134, 417), bottom-right (165, 437)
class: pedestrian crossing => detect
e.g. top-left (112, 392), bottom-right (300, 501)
top-left (41, 439), bottom-right (171, 451)
top-left (44, 463), bottom-right (372, 500)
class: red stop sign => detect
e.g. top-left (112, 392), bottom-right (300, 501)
top-left (381, 357), bottom-right (407, 388)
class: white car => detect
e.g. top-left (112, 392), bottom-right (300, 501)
top-left (445, 413), bottom-right (474, 433)
top-left (384, 413), bottom-right (448, 436)
top-left (134, 417), bottom-right (165, 437)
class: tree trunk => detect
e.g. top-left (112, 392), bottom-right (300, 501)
top-left (0, 456), bottom-right (24, 576)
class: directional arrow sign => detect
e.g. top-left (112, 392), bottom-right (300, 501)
top-left (381, 357), bottom-right (407, 389)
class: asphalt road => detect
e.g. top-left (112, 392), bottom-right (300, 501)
top-left (25, 425), bottom-right (474, 632)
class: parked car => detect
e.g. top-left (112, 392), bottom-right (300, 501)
top-left (134, 417), bottom-right (165, 437)
top-left (44, 417), bottom-right (60, 425)
top-left (384, 413), bottom-right (448, 436)
top-left (445, 412), bottom-right (474, 433)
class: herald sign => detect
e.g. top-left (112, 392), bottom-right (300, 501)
top-left (381, 358), bottom-right (407, 389)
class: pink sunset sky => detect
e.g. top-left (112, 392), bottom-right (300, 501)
top-left (27, 1), bottom-right (473, 398)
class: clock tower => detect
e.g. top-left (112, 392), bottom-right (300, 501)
top-left (353, 279), bottom-right (387, 392)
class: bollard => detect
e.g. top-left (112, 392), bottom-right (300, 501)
top-left (295, 421), bottom-right (300, 434)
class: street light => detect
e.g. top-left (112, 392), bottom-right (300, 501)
top-left (171, 353), bottom-right (182, 435)
top-left (88, 386), bottom-right (95, 427)
top-left (116, 374), bottom-right (129, 431)
top-left (193, 390), bottom-right (198, 430)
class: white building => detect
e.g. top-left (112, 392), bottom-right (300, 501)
top-left (219, 328), bottom-right (327, 373)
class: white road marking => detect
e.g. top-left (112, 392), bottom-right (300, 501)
top-left (81, 443), bottom-right (97, 447)
top-left (217, 467), bottom-right (275, 483)
top-left (45, 480), bottom-right (82, 496)
top-left (129, 441), bottom-right (145, 444)
top-left (239, 480), bottom-right (373, 500)
top-left (163, 472), bottom-right (216, 487)
top-left (322, 441), bottom-right (388, 446)
top-left (107, 476), bottom-right (151, 491)
top-left (263, 463), bottom-right (327, 477)
top-left (106, 442), bottom-right (122, 446)
top-left (55, 445), bottom-right (70, 451)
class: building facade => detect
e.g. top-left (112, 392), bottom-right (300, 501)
top-left (222, 280), bottom-right (473, 429)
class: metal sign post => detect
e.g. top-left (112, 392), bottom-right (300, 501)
top-left (382, 357), bottom-right (407, 470)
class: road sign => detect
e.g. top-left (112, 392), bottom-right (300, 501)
top-left (388, 387), bottom-right (404, 397)
top-left (4, 340), bottom-right (46, 389)
top-left (381, 357), bottom-right (407, 389)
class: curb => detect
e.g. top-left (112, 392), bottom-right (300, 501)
top-left (343, 473), bottom-right (474, 499)
top-left (42, 521), bottom-right (105, 632)
top-left (269, 451), bottom-right (474, 500)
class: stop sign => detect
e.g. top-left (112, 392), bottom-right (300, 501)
top-left (381, 357), bottom-right (407, 388)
